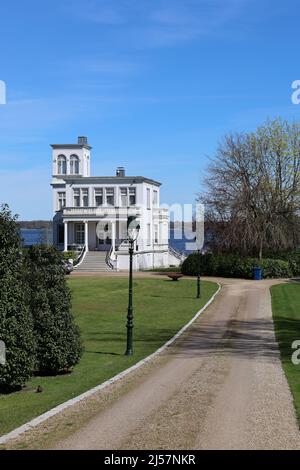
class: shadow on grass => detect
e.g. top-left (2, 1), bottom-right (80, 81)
top-left (147, 294), bottom-right (198, 299)
top-left (85, 350), bottom-right (123, 356)
top-left (86, 329), bottom-right (179, 344)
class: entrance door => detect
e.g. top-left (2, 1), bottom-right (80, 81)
top-left (97, 236), bottom-right (112, 251)
top-left (97, 222), bottom-right (112, 251)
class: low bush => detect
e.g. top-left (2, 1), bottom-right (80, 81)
top-left (181, 253), bottom-right (292, 279)
top-left (266, 251), bottom-right (300, 276)
top-left (258, 258), bottom-right (292, 279)
top-left (62, 251), bottom-right (77, 261)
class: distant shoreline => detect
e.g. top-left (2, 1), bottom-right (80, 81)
top-left (18, 220), bottom-right (52, 230)
top-left (18, 220), bottom-right (194, 230)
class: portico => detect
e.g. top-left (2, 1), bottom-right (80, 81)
top-left (63, 218), bottom-right (127, 254)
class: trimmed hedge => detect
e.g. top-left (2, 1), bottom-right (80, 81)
top-left (0, 205), bottom-right (83, 392)
top-left (26, 246), bottom-right (82, 374)
top-left (181, 253), bottom-right (292, 279)
top-left (0, 205), bottom-right (36, 392)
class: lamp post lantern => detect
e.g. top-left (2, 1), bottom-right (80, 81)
top-left (125, 215), bottom-right (140, 356)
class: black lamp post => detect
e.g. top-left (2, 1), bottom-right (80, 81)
top-left (125, 215), bottom-right (140, 356)
top-left (196, 249), bottom-right (201, 299)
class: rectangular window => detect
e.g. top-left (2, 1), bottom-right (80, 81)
top-left (82, 189), bottom-right (89, 207)
top-left (75, 223), bottom-right (85, 244)
top-left (129, 188), bottom-right (136, 206)
top-left (95, 188), bottom-right (103, 206)
top-left (147, 223), bottom-right (151, 246)
top-left (147, 188), bottom-right (151, 209)
top-left (120, 188), bottom-right (127, 207)
top-left (153, 190), bottom-right (158, 207)
top-left (57, 192), bottom-right (66, 210)
top-left (106, 188), bottom-right (114, 206)
top-left (73, 189), bottom-right (80, 207)
top-left (154, 224), bottom-right (159, 244)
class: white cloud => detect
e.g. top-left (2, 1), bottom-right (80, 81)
top-left (60, 57), bottom-right (141, 77)
top-left (65, 0), bottom-right (250, 47)
top-left (64, 0), bottom-right (126, 24)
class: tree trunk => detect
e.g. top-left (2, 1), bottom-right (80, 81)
top-left (259, 238), bottom-right (263, 261)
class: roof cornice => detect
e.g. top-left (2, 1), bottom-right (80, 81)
top-left (56, 176), bottom-right (161, 186)
top-left (51, 144), bottom-right (92, 150)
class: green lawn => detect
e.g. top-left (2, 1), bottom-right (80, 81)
top-left (271, 282), bottom-right (300, 424)
top-left (0, 277), bottom-right (218, 436)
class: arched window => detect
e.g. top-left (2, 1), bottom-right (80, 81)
top-left (57, 155), bottom-right (67, 175)
top-left (70, 155), bottom-right (79, 175)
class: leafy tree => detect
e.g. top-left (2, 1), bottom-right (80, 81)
top-left (200, 119), bottom-right (300, 259)
top-left (26, 245), bottom-right (82, 374)
top-left (0, 204), bottom-right (36, 391)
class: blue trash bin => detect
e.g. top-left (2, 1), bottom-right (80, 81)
top-left (253, 266), bottom-right (263, 280)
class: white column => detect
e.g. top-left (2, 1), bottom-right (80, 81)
top-left (85, 221), bottom-right (89, 252)
top-left (112, 221), bottom-right (116, 253)
top-left (64, 221), bottom-right (68, 252)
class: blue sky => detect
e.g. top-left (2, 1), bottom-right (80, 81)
top-left (0, 0), bottom-right (300, 219)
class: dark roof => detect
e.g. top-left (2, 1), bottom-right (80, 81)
top-left (52, 176), bottom-right (161, 186)
top-left (51, 144), bottom-right (92, 150)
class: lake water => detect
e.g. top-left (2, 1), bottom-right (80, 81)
top-left (20, 228), bottom-right (195, 253)
top-left (20, 228), bottom-right (53, 247)
top-left (169, 229), bottom-right (196, 254)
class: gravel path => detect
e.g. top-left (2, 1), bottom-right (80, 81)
top-left (6, 278), bottom-right (300, 450)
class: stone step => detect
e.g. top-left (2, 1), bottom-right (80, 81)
top-left (83, 259), bottom-right (107, 262)
top-left (76, 263), bottom-right (108, 266)
top-left (75, 267), bottom-right (111, 271)
top-left (73, 250), bottom-right (112, 273)
top-left (75, 270), bottom-right (111, 273)
top-left (79, 261), bottom-right (107, 264)
top-left (79, 264), bottom-right (107, 266)
top-left (76, 266), bottom-right (109, 268)
top-left (76, 269), bottom-right (110, 272)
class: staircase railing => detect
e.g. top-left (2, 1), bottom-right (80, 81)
top-left (73, 245), bottom-right (86, 268)
top-left (105, 247), bottom-right (115, 270)
top-left (169, 245), bottom-right (186, 262)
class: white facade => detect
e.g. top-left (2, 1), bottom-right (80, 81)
top-left (51, 137), bottom-right (173, 270)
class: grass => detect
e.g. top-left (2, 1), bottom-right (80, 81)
top-left (0, 277), bottom-right (218, 436)
top-left (271, 282), bottom-right (300, 424)
top-left (142, 267), bottom-right (182, 273)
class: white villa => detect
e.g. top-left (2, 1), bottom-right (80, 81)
top-left (51, 137), bottom-right (181, 271)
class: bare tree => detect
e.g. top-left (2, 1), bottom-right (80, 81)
top-left (200, 119), bottom-right (300, 259)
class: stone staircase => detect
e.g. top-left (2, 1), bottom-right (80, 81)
top-left (74, 251), bottom-right (112, 273)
